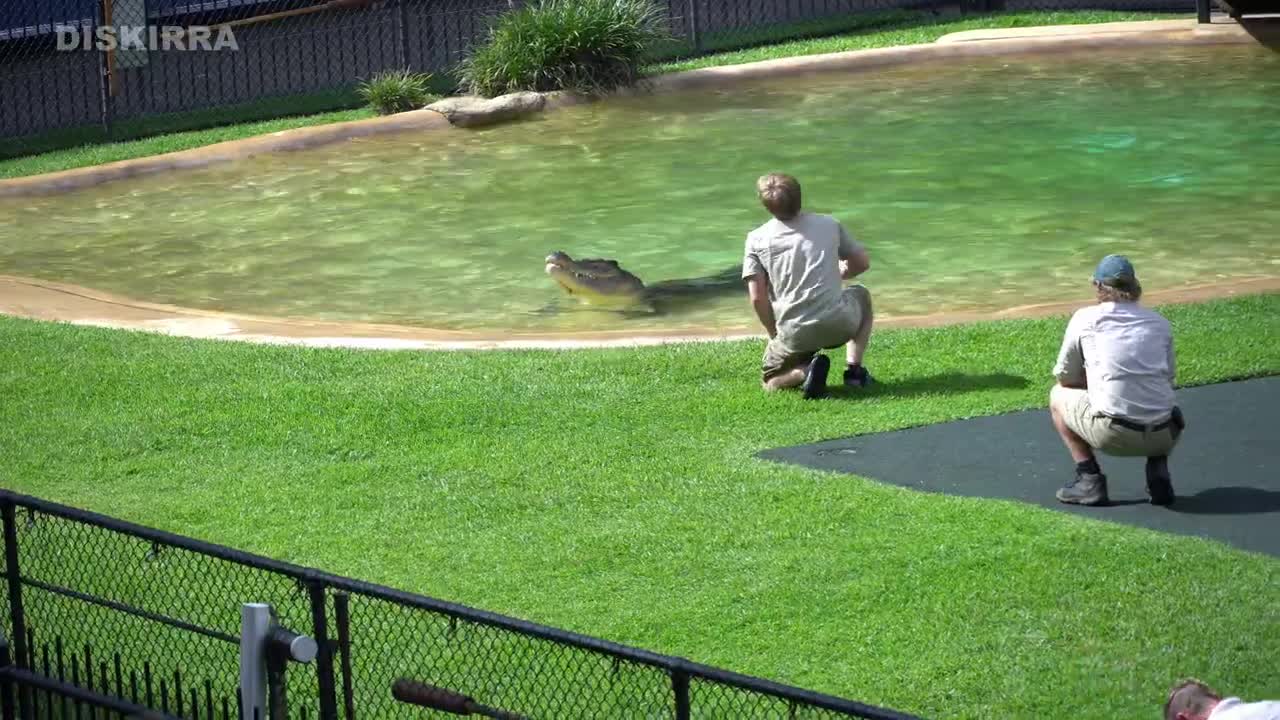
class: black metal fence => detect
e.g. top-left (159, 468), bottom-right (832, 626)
top-left (0, 648), bottom-right (183, 720)
top-left (0, 489), bottom-right (923, 719)
top-left (0, 0), bottom-right (1196, 144)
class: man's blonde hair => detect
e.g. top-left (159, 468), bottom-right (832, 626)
top-left (757, 173), bottom-right (802, 220)
top-left (1165, 679), bottom-right (1220, 720)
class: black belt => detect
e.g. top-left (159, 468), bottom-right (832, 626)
top-left (1104, 414), bottom-right (1173, 433)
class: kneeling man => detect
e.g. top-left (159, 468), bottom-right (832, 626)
top-left (1050, 254), bottom-right (1184, 506)
top-left (742, 173), bottom-right (874, 399)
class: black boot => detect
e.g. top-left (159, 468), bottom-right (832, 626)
top-left (1145, 456), bottom-right (1175, 506)
top-left (843, 363), bottom-right (874, 388)
top-left (802, 354), bottom-right (830, 400)
top-left (1056, 472), bottom-right (1109, 506)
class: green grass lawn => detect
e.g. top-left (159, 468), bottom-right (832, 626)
top-left (0, 10), bottom-right (1180, 180)
top-left (0, 107), bottom-right (375, 181)
top-left (1, 294), bottom-right (1276, 719)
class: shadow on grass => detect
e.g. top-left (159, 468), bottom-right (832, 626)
top-left (825, 371), bottom-right (1030, 400)
top-left (1169, 486), bottom-right (1280, 515)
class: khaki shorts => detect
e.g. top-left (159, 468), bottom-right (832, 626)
top-left (762, 285), bottom-right (872, 381)
top-left (1050, 385), bottom-right (1181, 457)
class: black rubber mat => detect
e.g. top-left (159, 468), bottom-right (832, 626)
top-left (760, 377), bottom-right (1280, 557)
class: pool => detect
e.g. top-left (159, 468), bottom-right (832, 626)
top-left (2, 44), bottom-right (1278, 334)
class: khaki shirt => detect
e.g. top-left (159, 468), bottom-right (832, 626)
top-left (742, 212), bottom-right (863, 339)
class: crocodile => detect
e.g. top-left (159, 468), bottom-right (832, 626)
top-left (544, 251), bottom-right (742, 315)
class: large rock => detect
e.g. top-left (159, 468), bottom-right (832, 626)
top-left (425, 92), bottom-right (547, 128)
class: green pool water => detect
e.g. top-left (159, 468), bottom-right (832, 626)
top-left (3, 44), bottom-right (1278, 333)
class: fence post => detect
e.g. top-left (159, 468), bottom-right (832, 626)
top-left (0, 631), bottom-right (14, 720)
top-left (96, 0), bottom-right (116, 136)
top-left (309, 580), bottom-right (339, 720)
top-left (1197, 0), bottom-right (1211, 22)
top-left (241, 603), bottom-right (273, 720)
top-left (333, 593), bottom-right (355, 720)
top-left (396, 0), bottom-right (410, 69)
top-left (267, 654), bottom-right (288, 720)
top-left (0, 502), bottom-right (29, 720)
top-left (672, 669), bottom-right (690, 720)
top-left (244, 602), bottom-right (320, 720)
top-left (685, 0), bottom-right (701, 53)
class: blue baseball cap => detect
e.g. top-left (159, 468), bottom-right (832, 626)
top-left (1093, 254), bottom-right (1136, 284)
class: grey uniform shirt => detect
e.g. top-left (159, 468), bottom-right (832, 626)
top-left (1209, 698), bottom-right (1280, 720)
top-left (742, 212), bottom-right (863, 338)
top-left (1053, 301), bottom-right (1176, 423)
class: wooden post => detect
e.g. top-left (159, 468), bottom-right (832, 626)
top-left (685, 0), bottom-right (701, 53)
top-left (103, 0), bottom-right (118, 97)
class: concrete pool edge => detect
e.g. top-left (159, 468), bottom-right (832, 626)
top-left (635, 18), bottom-right (1259, 93)
top-left (0, 110), bottom-right (453, 198)
top-left (2, 274), bottom-right (1277, 351)
top-left (0, 18), bottom-right (1265, 198)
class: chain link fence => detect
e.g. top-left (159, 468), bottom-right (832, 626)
top-left (0, 0), bottom-right (514, 142)
top-left (1, 494), bottom-right (326, 719)
top-left (0, 490), bottom-right (924, 719)
top-left (0, 0), bottom-right (1198, 146)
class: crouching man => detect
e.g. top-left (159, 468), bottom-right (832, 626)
top-left (742, 173), bottom-right (874, 400)
top-left (1050, 254), bottom-right (1185, 506)
top-left (1164, 679), bottom-right (1280, 720)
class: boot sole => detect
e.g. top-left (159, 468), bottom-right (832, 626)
top-left (1055, 492), bottom-right (1109, 506)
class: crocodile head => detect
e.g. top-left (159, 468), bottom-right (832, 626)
top-left (544, 251), bottom-right (646, 306)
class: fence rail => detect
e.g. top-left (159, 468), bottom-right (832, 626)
top-left (0, 0), bottom-right (1197, 143)
top-left (0, 489), bottom-right (923, 719)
